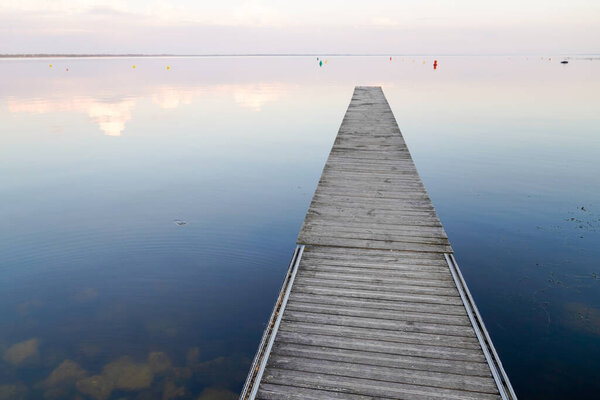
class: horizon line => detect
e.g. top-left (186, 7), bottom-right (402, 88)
top-left (1, 53), bottom-right (599, 59)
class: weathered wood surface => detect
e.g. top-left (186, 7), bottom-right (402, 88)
top-left (248, 87), bottom-right (501, 399)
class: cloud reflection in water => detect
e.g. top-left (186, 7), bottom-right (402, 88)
top-left (6, 83), bottom-right (286, 136)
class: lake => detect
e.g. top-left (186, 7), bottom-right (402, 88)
top-left (1, 55), bottom-right (599, 400)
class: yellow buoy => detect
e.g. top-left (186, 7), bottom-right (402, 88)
top-left (167, 65), bottom-right (170, 70)
top-left (49, 64), bottom-right (52, 68)
top-left (133, 64), bottom-right (136, 69)
top-left (324, 59), bottom-right (328, 64)
top-left (422, 60), bottom-right (426, 64)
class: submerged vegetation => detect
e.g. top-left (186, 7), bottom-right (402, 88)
top-left (0, 273), bottom-right (252, 400)
top-left (0, 341), bottom-right (248, 399)
top-left (3, 339), bottom-right (39, 366)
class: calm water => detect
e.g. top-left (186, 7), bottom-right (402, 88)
top-left (1, 56), bottom-right (599, 399)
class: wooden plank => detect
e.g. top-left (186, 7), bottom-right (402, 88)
top-left (309, 187), bottom-right (433, 200)
top-left (327, 152), bottom-right (415, 161)
top-left (300, 251), bottom-right (451, 267)
top-left (306, 205), bottom-right (437, 218)
top-left (298, 260), bottom-right (451, 273)
top-left (271, 342), bottom-right (492, 377)
top-left (293, 275), bottom-right (459, 296)
top-left (317, 179), bottom-right (424, 188)
top-left (257, 386), bottom-right (371, 400)
top-left (297, 237), bottom-right (452, 253)
top-left (323, 162), bottom-right (420, 172)
top-left (302, 215), bottom-right (445, 229)
top-left (320, 170), bottom-right (423, 180)
top-left (276, 325), bottom-right (484, 356)
top-left (257, 383), bottom-right (380, 400)
top-left (286, 293), bottom-right (467, 316)
top-left (261, 369), bottom-right (500, 400)
top-left (300, 220), bottom-right (447, 235)
top-left (309, 197), bottom-right (437, 210)
top-left (281, 310), bottom-right (474, 337)
top-left (299, 261), bottom-right (450, 273)
top-left (287, 294), bottom-right (468, 320)
top-left (291, 284), bottom-right (464, 306)
top-left (296, 265), bottom-right (453, 281)
top-left (266, 355), bottom-right (498, 393)
top-left (285, 301), bottom-right (471, 326)
top-left (302, 246), bottom-right (448, 261)
top-left (298, 229), bottom-right (449, 246)
top-left (295, 269), bottom-right (456, 288)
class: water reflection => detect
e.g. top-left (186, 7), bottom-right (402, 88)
top-left (228, 84), bottom-right (283, 111)
top-left (7, 97), bottom-right (136, 137)
top-left (34, 351), bottom-right (243, 400)
top-left (151, 86), bottom-right (196, 110)
top-left (3, 339), bottom-right (40, 366)
top-left (0, 339), bottom-right (249, 399)
top-left (6, 80), bottom-right (288, 136)
top-left (0, 56), bottom-right (599, 399)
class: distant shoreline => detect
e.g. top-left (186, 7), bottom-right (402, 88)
top-left (1, 53), bottom-right (598, 59)
top-left (1, 54), bottom-right (177, 58)
top-left (0, 54), bottom-right (203, 58)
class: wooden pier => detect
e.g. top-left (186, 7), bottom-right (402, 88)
top-left (240, 87), bottom-right (516, 400)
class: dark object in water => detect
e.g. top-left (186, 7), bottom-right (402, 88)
top-left (173, 219), bottom-right (187, 226)
top-left (561, 60), bottom-right (569, 64)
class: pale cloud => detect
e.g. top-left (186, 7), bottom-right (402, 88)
top-left (230, 83), bottom-right (281, 111)
top-left (228, 1), bottom-right (287, 27)
top-left (150, 83), bottom-right (287, 111)
top-left (6, 82), bottom-right (288, 136)
top-left (150, 83), bottom-right (286, 111)
top-left (141, 0), bottom-right (289, 28)
top-left (370, 17), bottom-right (399, 27)
top-left (8, 97), bottom-right (136, 136)
top-left (143, 1), bottom-right (197, 26)
top-left (151, 86), bottom-right (195, 109)
top-left (0, 0), bottom-right (291, 28)
top-left (87, 99), bottom-right (136, 136)
top-left (1, 0), bottom-right (599, 54)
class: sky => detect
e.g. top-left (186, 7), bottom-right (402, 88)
top-left (1, 0), bottom-right (599, 55)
